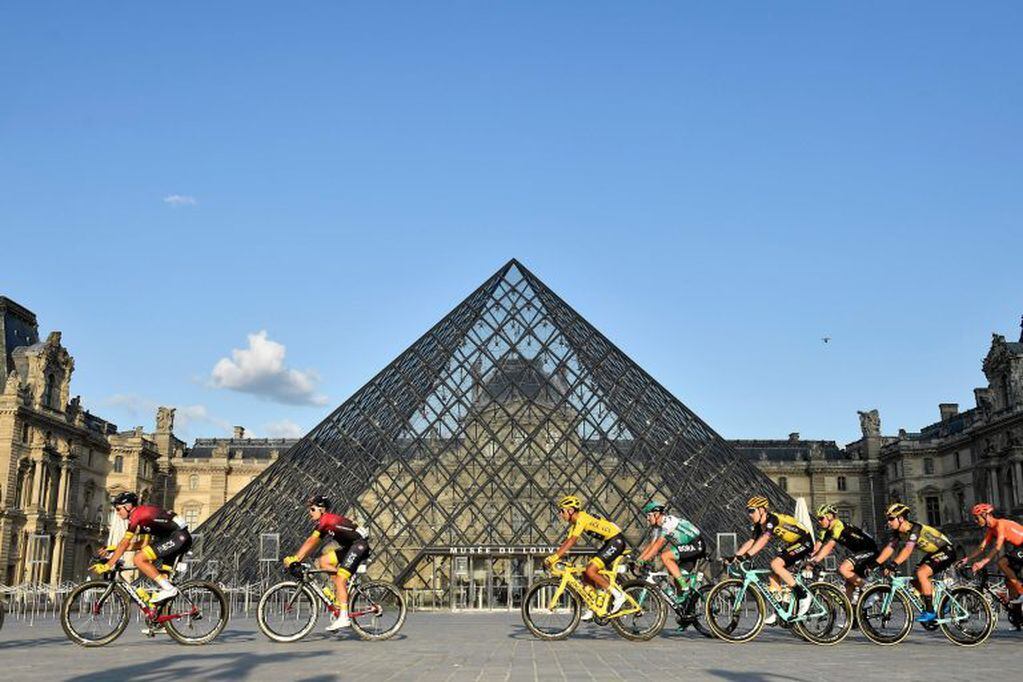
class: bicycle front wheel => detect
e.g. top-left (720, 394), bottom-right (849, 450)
top-left (350, 581), bottom-right (407, 641)
top-left (704, 578), bottom-right (765, 643)
top-left (856, 583), bottom-right (912, 645)
top-left (794, 582), bottom-right (853, 646)
top-left (521, 578), bottom-right (582, 641)
top-left (162, 580), bottom-right (229, 645)
top-left (61, 581), bottom-right (130, 647)
top-left (938, 586), bottom-right (994, 647)
top-left (257, 581), bottom-right (319, 642)
top-left (610, 579), bottom-right (667, 641)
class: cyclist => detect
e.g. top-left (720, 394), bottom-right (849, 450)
top-left (958, 502), bottom-right (1023, 604)
top-left (546, 495), bottom-right (627, 621)
top-left (874, 502), bottom-right (957, 623)
top-left (93, 492), bottom-right (191, 604)
top-left (807, 504), bottom-right (879, 600)
top-left (731, 495), bottom-right (814, 622)
top-left (283, 494), bottom-right (370, 632)
top-left (634, 501), bottom-right (706, 595)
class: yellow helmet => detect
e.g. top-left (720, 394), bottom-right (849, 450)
top-left (746, 496), bottom-right (769, 509)
top-left (557, 495), bottom-right (582, 510)
top-left (886, 502), bottom-right (911, 519)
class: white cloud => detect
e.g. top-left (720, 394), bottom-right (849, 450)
top-left (99, 394), bottom-right (230, 436)
top-left (263, 419), bottom-right (305, 438)
top-left (163, 194), bottom-right (197, 206)
top-left (210, 330), bottom-right (327, 406)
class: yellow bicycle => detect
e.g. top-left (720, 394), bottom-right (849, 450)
top-left (521, 554), bottom-right (666, 641)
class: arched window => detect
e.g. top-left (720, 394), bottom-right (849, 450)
top-left (778, 476), bottom-right (788, 492)
top-left (837, 476), bottom-right (847, 492)
top-left (189, 474), bottom-right (200, 491)
top-left (113, 456), bottom-right (123, 473)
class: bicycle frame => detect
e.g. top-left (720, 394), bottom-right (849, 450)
top-left (727, 564), bottom-right (828, 624)
top-left (286, 564), bottom-right (379, 619)
top-left (876, 576), bottom-right (970, 626)
top-left (546, 560), bottom-right (641, 620)
top-left (95, 564), bottom-right (199, 626)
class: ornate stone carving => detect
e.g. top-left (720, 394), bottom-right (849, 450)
top-left (858, 409), bottom-right (881, 438)
top-left (156, 406), bottom-right (175, 433)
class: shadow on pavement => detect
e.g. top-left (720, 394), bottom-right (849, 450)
top-left (702, 670), bottom-right (811, 682)
top-left (64, 649), bottom-right (328, 682)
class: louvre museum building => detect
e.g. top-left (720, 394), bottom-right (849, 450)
top-left (197, 261), bottom-right (790, 608)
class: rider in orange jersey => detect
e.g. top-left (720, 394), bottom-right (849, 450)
top-left (958, 502), bottom-right (1023, 604)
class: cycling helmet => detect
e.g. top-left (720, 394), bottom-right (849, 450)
top-left (971, 502), bottom-right (994, 516)
top-left (111, 491), bottom-right (138, 507)
top-left (885, 502), bottom-right (911, 519)
top-left (557, 495), bottom-right (582, 510)
top-left (642, 501), bottom-right (667, 515)
top-left (746, 496), bottom-right (769, 509)
top-left (815, 504), bottom-right (838, 518)
top-left (306, 494), bottom-right (331, 510)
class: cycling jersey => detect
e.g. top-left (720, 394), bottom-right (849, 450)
top-left (887, 522), bottom-right (951, 555)
top-left (981, 518), bottom-right (1023, 550)
top-left (651, 514), bottom-right (702, 547)
top-left (312, 512), bottom-right (362, 546)
top-left (568, 511), bottom-right (621, 542)
top-left (752, 512), bottom-right (810, 547)
top-left (125, 505), bottom-right (186, 539)
top-left (817, 519), bottom-right (878, 554)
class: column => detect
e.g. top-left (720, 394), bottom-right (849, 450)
top-left (29, 460), bottom-right (43, 508)
top-left (989, 469), bottom-right (1000, 507)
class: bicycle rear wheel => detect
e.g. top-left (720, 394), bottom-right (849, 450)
top-left (521, 578), bottom-right (582, 641)
top-left (856, 584), bottom-right (912, 645)
top-left (610, 579), bottom-right (667, 641)
top-left (704, 578), bottom-right (765, 643)
top-left (61, 581), bottom-right (130, 647)
top-left (690, 585), bottom-right (715, 638)
top-left (938, 586), bottom-right (994, 647)
top-left (257, 581), bottom-right (319, 642)
top-left (162, 581), bottom-right (229, 645)
top-left (350, 581), bottom-right (407, 641)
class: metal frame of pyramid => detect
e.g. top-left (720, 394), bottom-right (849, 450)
top-left (194, 259), bottom-right (790, 591)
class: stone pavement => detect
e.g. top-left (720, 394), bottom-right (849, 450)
top-left (0, 612), bottom-right (1019, 681)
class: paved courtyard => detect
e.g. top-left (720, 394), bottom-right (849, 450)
top-left (0, 612), bottom-right (1019, 681)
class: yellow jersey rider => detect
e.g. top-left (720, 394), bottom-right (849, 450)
top-left (875, 502), bottom-right (957, 624)
top-left (547, 495), bottom-right (627, 620)
top-left (732, 495), bottom-right (814, 622)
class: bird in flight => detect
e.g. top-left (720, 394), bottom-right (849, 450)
top-left (821, 336), bottom-right (832, 344)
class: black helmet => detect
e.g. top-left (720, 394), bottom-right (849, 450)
top-left (306, 494), bottom-right (331, 510)
top-left (112, 491), bottom-right (138, 507)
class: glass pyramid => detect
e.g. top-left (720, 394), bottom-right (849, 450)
top-left (195, 260), bottom-right (789, 600)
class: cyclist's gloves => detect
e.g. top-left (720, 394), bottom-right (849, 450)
top-left (544, 554), bottom-right (560, 568)
top-left (90, 563), bottom-right (110, 575)
top-left (283, 555), bottom-right (300, 567)
top-left (882, 560), bottom-right (899, 573)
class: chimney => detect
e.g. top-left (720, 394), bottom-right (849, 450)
top-left (939, 403), bottom-right (959, 422)
top-left (788, 432), bottom-right (800, 443)
top-left (233, 426), bottom-right (246, 440)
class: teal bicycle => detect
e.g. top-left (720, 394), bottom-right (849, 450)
top-left (856, 572), bottom-right (993, 646)
top-left (705, 560), bottom-right (852, 645)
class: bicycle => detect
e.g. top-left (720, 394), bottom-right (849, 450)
top-left (257, 560), bottom-right (406, 642)
top-left (969, 568), bottom-right (1023, 630)
top-left (704, 560), bottom-right (852, 645)
top-left (634, 561), bottom-right (714, 637)
top-left (856, 569), bottom-right (994, 646)
top-left (521, 552), bottom-right (667, 641)
top-left (61, 554), bottom-right (228, 647)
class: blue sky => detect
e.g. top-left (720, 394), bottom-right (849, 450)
top-left (2, 3), bottom-right (1020, 445)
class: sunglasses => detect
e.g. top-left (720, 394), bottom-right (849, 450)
top-left (746, 507), bottom-right (759, 514)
